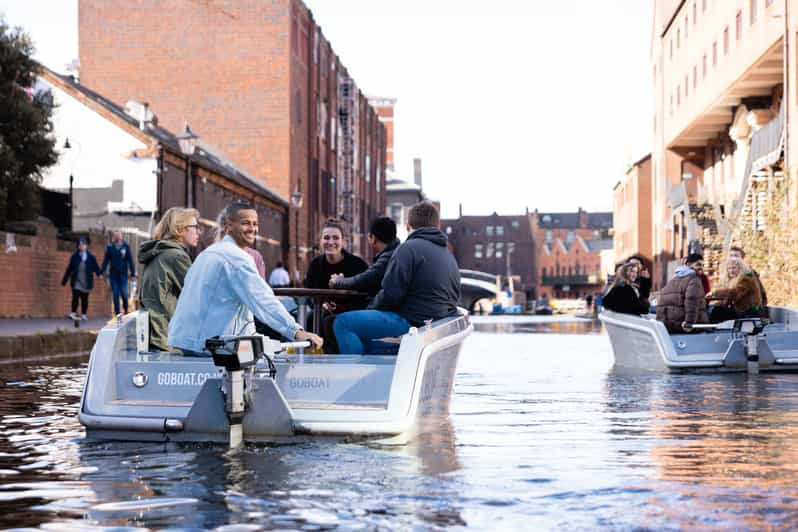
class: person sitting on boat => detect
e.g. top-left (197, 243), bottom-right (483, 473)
top-left (305, 218), bottom-right (369, 353)
top-left (706, 256), bottom-right (763, 323)
top-left (601, 262), bottom-right (650, 316)
top-left (728, 245), bottom-right (768, 318)
top-left (328, 216), bottom-right (400, 298)
top-left (333, 201), bottom-right (461, 355)
top-left (138, 207), bottom-right (200, 351)
top-left (627, 255), bottom-right (652, 301)
top-left (655, 253), bottom-right (708, 334)
top-left (167, 202), bottom-right (322, 354)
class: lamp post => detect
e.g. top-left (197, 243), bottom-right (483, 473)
top-left (291, 186), bottom-right (304, 285)
top-left (177, 123), bottom-right (199, 207)
top-left (63, 137), bottom-right (79, 230)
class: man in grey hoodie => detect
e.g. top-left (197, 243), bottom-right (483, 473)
top-left (333, 202), bottom-right (461, 354)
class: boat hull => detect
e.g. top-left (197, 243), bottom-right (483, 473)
top-left (79, 312), bottom-right (472, 443)
top-left (600, 308), bottom-right (798, 372)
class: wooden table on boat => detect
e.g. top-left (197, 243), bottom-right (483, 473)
top-left (273, 288), bottom-right (367, 334)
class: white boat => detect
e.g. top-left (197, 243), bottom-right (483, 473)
top-left (600, 307), bottom-right (798, 372)
top-left (79, 311), bottom-right (473, 445)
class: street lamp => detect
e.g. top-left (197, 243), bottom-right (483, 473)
top-left (177, 123), bottom-right (199, 207)
top-left (63, 137), bottom-right (80, 230)
top-left (291, 186), bottom-right (304, 285)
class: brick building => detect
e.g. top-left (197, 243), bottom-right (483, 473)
top-left (613, 154), bottom-right (653, 266)
top-left (441, 210), bottom-right (537, 300)
top-left (531, 209), bottom-right (613, 300)
top-left (369, 97), bottom-right (396, 171)
top-left (77, 0), bottom-right (387, 277)
top-left (38, 67), bottom-right (288, 269)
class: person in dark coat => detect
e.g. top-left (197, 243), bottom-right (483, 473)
top-left (334, 201), bottom-right (461, 354)
top-left (601, 261), bottom-right (650, 316)
top-left (304, 218), bottom-right (368, 352)
top-left (656, 253), bottom-right (709, 333)
top-left (101, 230), bottom-right (137, 316)
top-left (329, 216), bottom-right (399, 299)
top-left (628, 256), bottom-right (652, 300)
top-left (61, 238), bottom-right (102, 320)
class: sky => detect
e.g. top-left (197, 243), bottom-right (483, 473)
top-left (0, 0), bottom-right (653, 218)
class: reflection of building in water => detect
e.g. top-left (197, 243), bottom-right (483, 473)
top-left (644, 376), bottom-right (798, 528)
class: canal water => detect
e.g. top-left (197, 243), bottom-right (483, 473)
top-left (3, 315), bottom-right (798, 529)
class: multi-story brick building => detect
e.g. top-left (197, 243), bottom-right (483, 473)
top-left (531, 209), bottom-right (613, 300)
top-left (442, 210), bottom-right (537, 301)
top-left (650, 0), bottom-right (798, 288)
top-left (613, 154), bottom-right (653, 266)
top-left (77, 0), bottom-right (386, 277)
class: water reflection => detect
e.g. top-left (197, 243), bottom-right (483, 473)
top-left (6, 319), bottom-right (798, 528)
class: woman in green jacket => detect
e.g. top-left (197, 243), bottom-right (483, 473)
top-left (138, 207), bottom-right (200, 350)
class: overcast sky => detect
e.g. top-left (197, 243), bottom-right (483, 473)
top-left (0, 0), bottom-right (653, 218)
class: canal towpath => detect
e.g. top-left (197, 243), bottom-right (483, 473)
top-left (0, 317), bottom-right (107, 363)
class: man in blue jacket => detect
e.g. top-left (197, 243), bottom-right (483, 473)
top-left (333, 202), bottom-right (461, 354)
top-left (101, 231), bottom-right (136, 316)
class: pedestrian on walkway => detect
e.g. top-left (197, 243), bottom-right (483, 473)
top-left (101, 231), bottom-right (137, 317)
top-left (268, 262), bottom-right (290, 288)
top-left (61, 238), bottom-right (102, 320)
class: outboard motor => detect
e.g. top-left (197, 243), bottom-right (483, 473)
top-left (204, 335), bottom-right (308, 447)
top-left (734, 318), bottom-right (767, 374)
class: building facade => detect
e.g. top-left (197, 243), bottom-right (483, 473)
top-left (651, 0), bottom-right (798, 288)
top-left (77, 0), bottom-right (386, 277)
top-left (37, 67), bottom-right (288, 268)
top-left (613, 154), bottom-right (653, 265)
top-left (441, 211), bottom-right (537, 301)
top-left (531, 210), bottom-right (613, 300)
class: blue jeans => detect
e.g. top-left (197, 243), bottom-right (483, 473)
top-left (110, 276), bottom-right (129, 315)
top-left (333, 310), bottom-right (411, 355)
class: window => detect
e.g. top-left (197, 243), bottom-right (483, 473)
top-left (508, 242), bottom-right (515, 254)
top-left (693, 2), bottom-right (697, 24)
top-left (511, 220), bottom-right (519, 229)
top-left (736, 11), bottom-right (742, 40)
top-left (702, 0), bottom-right (707, 11)
top-left (750, 0), bottom-right (758, 24)
top-left (474, 244), bottom-right (483, 259)
top-left (724, 26), bottom-right (729, 55)
top-left (670, 93), bottom-right (674, 115)
top-left (693, 65), bottom-right (697, 88)
top-left (713, 41), bottom-right (718, 66)
top-left (542, 267), bottom-right (547, 277)
top-left (677, 84), bottom-right (681, 106)
top-left (486, 225), bottom-right (494, 237)
top-left (684, 16), bottom-right (688, 39)
top-left (445, 225), bottom-right (452, 234)
top-left (496, 242), bottom-right (504, 258)
top-left (766, 0), bottom-right (774, 6)
top-left (486, 242), bottom-right (494, 258)
top-left (566, 231), bottom-right (575, 243)
top-left (546, 230), bottom-right (553, 242)
top-left (685, 75), bottom-right (688, 98)
top-left (677, 29), bottom-right (680, 49)
top-left (669, 39), bottom-right (673, 59)
top-left (496, 225), bottom-right (505, 237)
top-left (296, 90), bottom-right (302, 124)
top-left (702, 54), bottom-right (707, 78)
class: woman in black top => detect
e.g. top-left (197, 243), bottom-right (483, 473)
top-left (602, 261), bottom-right (650, 316)
top-left (304, 219), bottom-right (368, 352)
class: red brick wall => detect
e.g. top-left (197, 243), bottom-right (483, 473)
top-left (78, 0), bottom-right (293, 198)
top-left (0, 225), bottom-right (112, 319)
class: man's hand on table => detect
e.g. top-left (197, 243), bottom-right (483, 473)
top-left (295, 329), bottom-right (323, 350)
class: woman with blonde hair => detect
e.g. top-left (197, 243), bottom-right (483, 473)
top-left (707, 256), bottom-right (763, 323)
top-left (601, 261), bottom-right (650, 315)
top-left (138, 207), bottom-right (200, 350)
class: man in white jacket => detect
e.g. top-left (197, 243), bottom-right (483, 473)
top-left (168, 202), bottom-right (322, 354)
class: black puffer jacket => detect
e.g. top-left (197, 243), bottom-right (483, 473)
top-left (602, 283), bottom-right (650, 315)
top-left (370, 228), bottom-right (460, 326)
top-left (331, 238), bottom-right (400, 297)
